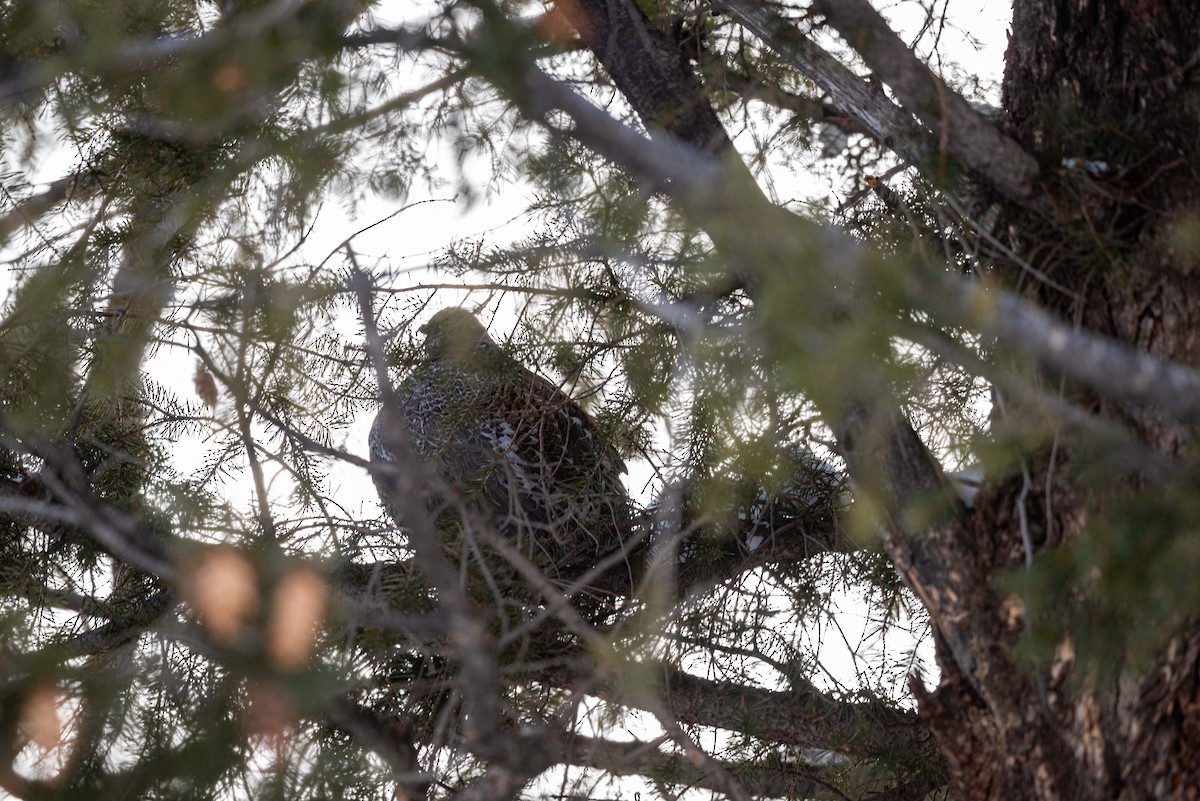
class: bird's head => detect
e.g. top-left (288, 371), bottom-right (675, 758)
top-left (419, 308), bottom-right (496, 363)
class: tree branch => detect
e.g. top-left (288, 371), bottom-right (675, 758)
top-left (542, 663), bottom-right (938, 766)
top-left (563, 734), bottom-right (843, 800)
top-left (964, 283), bottom-right (1200, 424)
top-left (715, 0), bottom-right (935, 172)
top-left (551, 0), bottom-right (732, 155)
top-left (13, 437), bottom-right (175, 580)
top-left (0, 169), bottom-right (102, 243)
top-left (325, 697), bottom-right (430, 796)
top-left (63, 590), bottom-right (174, 656)
top-left (809, 0), bottom-right (1038, 199)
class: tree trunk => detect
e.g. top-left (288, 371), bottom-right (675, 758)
top-left (913, 2), bottom-right (1200, 798)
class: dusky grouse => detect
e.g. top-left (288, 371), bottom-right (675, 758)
top-left (369, 308), bottom-right (629, 582)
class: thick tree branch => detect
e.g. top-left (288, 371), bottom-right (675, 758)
top-left (809, 0), bottom-right (1038, 199)
top-left (540, 663), bottom-right (939, 767)
top-left (563, 734), bottom-right (842, 800)
top-left (551, 0), bottom-right (732, 155)
top-left (715, 0), bottom-right (935, 172)
top-left (330, 690), bottom-right (925, 799)
top-left (658, 668), bottom-right (929, 758)
top-left (965, 285), bottom-right (1200, 424)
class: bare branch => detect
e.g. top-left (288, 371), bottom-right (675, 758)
top-left (809, 0), bottom-right (1038, 199)
top-left (715, 0), bottom-right (936, 172)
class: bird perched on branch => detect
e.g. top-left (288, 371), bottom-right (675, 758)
top-left (369, 308), bottom-right (630, 583)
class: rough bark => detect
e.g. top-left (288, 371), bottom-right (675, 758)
top-left (906, 1), bottom-right (1200, 799)
top-left (552, 0), bottom-right (732, 154)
